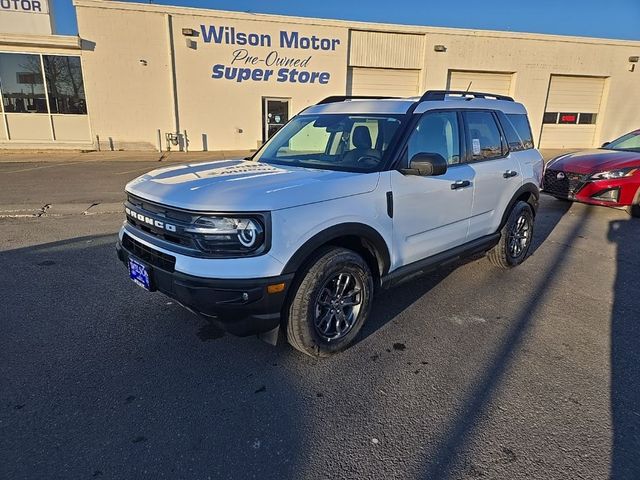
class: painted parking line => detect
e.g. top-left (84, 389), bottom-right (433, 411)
top-left (1, 159), bottom-right (91, 174)
top-left (113, 162), bottom-right (185, 175)
top-left (113, 166), bottom-right (162, 175)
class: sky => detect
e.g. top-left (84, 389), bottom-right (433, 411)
top-left (53, 0), bottom-right (640, 41)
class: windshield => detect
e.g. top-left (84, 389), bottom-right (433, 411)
top-left (254, 114), bottom-right (403, 172)
top-left (604, 131), bottom-right (640, 152)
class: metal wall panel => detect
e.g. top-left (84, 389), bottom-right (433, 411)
top-left (349, 30), bottom-right (425, 69)
top-left (545, 75), bottom-right (605, 112)
top-left (447, 70), bottom-right (514, 96)
top-left (539, 124), bottom-right (598, 148)
top-left (347, 67), bottom-right (420, 97)
top-left (539, 75), bottom-right (606, 148)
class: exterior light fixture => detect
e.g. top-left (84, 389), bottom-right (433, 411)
top-left (629, 56), bottom-right (639, 63)
top-left (182, 28), bottom-right (199, 37)
top-left (434, 45), bottom-right (447, 52)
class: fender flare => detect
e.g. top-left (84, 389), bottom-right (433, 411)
top-left (282, 223), bottom-right (391, 277)
top-left (500, 183), bottom-right (540, 229)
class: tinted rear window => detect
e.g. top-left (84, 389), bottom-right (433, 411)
top-left (498, 112), bottom-right (525, 152)
top-left (506, 114), bottom-right (534, 149)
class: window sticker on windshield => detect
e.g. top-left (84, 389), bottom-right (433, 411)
top-left (472, 138), bottom-right (481, 155)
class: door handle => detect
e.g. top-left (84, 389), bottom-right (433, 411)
top-left (451, 180), bottom-right (471, 190)
top-left (503, 170), bottom-right (519, 178)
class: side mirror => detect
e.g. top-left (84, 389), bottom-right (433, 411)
top-left (401, 153), bottom-right (448, 176)
top-left (601, 142), bottom-right (610, 148)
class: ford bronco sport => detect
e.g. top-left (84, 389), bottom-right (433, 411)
top-left (117, 90), bottom-right (544, 357)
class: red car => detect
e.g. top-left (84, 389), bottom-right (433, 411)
top-left (543, 129), bottom-right (640, 217)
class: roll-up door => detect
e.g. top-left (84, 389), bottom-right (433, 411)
top-left (447, 71), bottom-right (513, 96)
top-left (346, 67), bottom-right (420, 97)
top-left (539, 75), bottom-right (605, 148)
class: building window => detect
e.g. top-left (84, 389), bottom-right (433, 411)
top-left (0, 53), bottom-right (47, 113)
top-left (558, 113), bottom-right (578, 124)
top-left (543, 112), bottom-right (597, 125)
top-left (578, 113), bottom-right (597, 124)
top-left (43, 55), bottom-right (87, 114)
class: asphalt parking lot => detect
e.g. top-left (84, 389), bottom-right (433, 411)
top-left (1, 154), bottom-right (639, 479)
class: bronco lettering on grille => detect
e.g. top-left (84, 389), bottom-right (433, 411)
top-left (125, 207), bottom-right (177, 232)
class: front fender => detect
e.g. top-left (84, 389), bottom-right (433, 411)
top-left (281, 222), bottom-right (391, 277)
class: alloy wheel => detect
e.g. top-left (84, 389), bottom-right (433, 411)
top-left (508, 213), bottom-right (532, 258)
top-left (313, 272), bottom-right (363, 341)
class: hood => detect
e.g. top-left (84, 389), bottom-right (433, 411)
top-left (548, 149), bottom-right (640, 174)
top-left (125, 159), bottom-right (380, 211)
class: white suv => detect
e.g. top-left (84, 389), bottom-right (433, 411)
top-left (117, 90), bottom-right (544, 357)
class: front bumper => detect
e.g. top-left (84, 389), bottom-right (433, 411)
top-left (543, 170), bottom-right (640, 208)
top-left (571, 178), bottom-right (640, 208)
top-left (117, 235), bottom-right (293, 336)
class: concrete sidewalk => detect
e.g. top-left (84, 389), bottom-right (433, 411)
top-left (0, 149), bottom-right (255, 163)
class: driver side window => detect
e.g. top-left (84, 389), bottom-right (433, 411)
top-left (406, 111), bottom-right (461, 165)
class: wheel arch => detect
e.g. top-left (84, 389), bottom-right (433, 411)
top-left (281, 223), bottom-right (391, 283)
top-left (499, 183), bottom-right (540, 230)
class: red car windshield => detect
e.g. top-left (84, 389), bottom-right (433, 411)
top-left (604, 131), bottom-right (640, 152)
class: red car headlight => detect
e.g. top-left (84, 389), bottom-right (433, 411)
top-left (589, 168), bottom-right (639, 181)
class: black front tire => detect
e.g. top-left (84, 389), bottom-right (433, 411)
top-left (285, 247), bottom-right (374, 357)
top-left (487, 201), bottom-right (535, 268)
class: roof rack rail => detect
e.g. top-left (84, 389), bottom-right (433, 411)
top-left (419, 90), bottom-right (514, 102)
top-left (316, 95), bottom-right (399, 105)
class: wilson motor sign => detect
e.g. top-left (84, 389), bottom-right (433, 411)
top-left (201, 24), bottom-right (342, 85)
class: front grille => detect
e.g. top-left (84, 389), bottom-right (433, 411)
top-left (543, 169), bottom-right (589, 198)
top-left (125, 194), bottom-right (198, 249)
top-left (122, 233), bottom-right (176, 272)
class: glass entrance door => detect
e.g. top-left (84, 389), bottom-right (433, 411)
top-left (263, 98), bottom-right (289, 142)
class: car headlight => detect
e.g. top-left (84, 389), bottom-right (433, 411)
top-left (589, 168), bottom-right (638, 180)
top-left (185, 215), bottom-right (266, 255)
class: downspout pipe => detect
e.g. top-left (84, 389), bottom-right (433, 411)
top-left (166, 13), bottom-right (181, 146)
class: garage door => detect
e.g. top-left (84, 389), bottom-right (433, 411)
top-left (347, 67), bottom-right (420, 97)
top-left (447, 71), bottom-right (513, 96)
top-left (539, 75), bottom-right (605, 148)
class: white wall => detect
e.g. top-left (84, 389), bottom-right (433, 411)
top-left (73, 0), bottom-right (640, 151)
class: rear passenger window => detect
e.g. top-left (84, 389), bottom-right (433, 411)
top-left (464, 111), bottom-right (504, 161)
top-left (506, 114), bottom-right (534, 149)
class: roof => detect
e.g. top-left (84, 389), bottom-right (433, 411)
top-left (301, 96), bottom-right (528, 116)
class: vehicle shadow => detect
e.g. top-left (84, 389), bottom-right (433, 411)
top-left (529, 194), bottom-right (572, 254)
top-left (607, 216), bottom-right (640, 479)
top-left (359, 196), bottom-right (570, 344)
top-left (0, 234), bottom-right (305, 480)
top-left (414, 203), bottom-right (591, 479)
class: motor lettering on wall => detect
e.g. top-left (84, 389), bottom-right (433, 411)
top-left (0, 0), bottom-right (46, 12)
top-left (201, 24), bottom-right (340, 85)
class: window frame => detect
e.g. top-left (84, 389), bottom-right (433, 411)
top-left (461, 109), bottom-right (510, 164)
top-left (396, 108), bottom-right (466, 169)
top-left (0, 51), bottom-right (48, 114)
top-left (42, 54), bottom-right (88, 115)
top-left (0, 50), bottom-right (89, 143)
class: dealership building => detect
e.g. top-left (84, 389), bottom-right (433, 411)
top-left (0, 0), bottom-right (638, 151)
